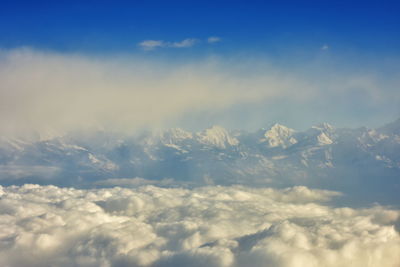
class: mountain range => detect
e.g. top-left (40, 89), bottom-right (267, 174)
top-left (1, 118), bottom-right (399, 205)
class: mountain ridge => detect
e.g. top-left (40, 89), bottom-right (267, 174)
top-left (0, 118), bottom-right (399, 204)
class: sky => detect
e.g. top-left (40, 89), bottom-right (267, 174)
top-left (0, 0), bottom-right (399, 133)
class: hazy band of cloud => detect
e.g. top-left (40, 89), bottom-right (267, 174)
top-left (0, 47), bottom-right (398, 136)
top-left (0, 48), bottom-right (308, 135)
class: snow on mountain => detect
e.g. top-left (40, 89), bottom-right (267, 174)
top-left (0, 118), bottom-right (399, 204)
top-left (312, 122), bottom-right (334, 132)
top-left (162, 128), bottom-right (193, 143)
top-left (316, 132), bottom-right (333, 145)
top-left (260, 123), bottom-right (297, 148)
top-left (144, 128), bottom-right (193, 146)
top-left (0, 136), bottom-right (30, 152)
top-left (292, 123), bottom-right (336, 147)
top-left (196, 125), bottom-right (239, 149)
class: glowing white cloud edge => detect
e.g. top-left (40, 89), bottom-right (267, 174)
top-left (0, 184), bottom-right (399, 267)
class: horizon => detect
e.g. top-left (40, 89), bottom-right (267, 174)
top-left (3, 115), bottom-right (400, 142)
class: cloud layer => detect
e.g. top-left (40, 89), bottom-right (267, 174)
top-left (0, 48), bottom-right (310, 135)
top-left (0, 48), bottom-right (399, 136)
top-left (0, 184), bottom-right (399, 267)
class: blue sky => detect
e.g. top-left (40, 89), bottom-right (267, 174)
top-left (0, 0), bottom-right (399, 132)
top-left (1, 1), bottom-right (399, 55)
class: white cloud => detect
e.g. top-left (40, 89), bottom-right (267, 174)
top-left (0, 48), bottom-right (398, 136)
top-left (207, 36), bottom-right (221, 43)
top-left (321, 44), bottom-right (329, 50)
top-left (0, 48), bottom-right (315, 135)
top-left (138, 38), bottom-right (197, 50)
top-left (170, 38), bottom-right (198, 48)
top-left (0, 184), bottom-right (398, 267)
top-left (138, 40), bottom-right (166, 50)
top-left (139, 37), bottom-right (217, 50)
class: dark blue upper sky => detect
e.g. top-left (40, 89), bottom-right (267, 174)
top-left (1, 0), bottom-right (399, 56)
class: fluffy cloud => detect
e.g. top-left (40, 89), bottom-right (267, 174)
top-left (0, 184), bottom-right (398, 267)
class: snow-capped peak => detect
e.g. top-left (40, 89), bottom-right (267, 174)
top-left (311, 122), bottom-right (334, 132)
top-left (316, 132), bottom-right (333, 145)
top-left (143, 128), bottom-right (193, 146)
top-left (309, 123), bottom-right (335, 145)
top-left (197, 125), bottom-right (239, 149)
top-left (261, 123), bottom-right (297, 149)
top-left (161, 128), bottom-right (193, 144)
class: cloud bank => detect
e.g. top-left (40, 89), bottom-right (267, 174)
top-left (0, 184), bottom-right (398, 267)
top-left (0, 48), bottom-right (310, 135)
top-left (0, 48), bottom-right (398, 136)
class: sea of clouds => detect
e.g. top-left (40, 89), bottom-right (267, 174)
top-left (0, 184), bottom-right (398, 267)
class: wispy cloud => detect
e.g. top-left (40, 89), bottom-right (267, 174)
top-left (138, 37), bottom-right (219, 51)
top-left (207, 36), bottom-right (221, 43)
top-left (138, 40), bottom-right (166, 51)
top-left (321, 44), bottom-right (329, 50)
top-left (138, 38), bottom-right (197, 50)
top-left (170, 38), bottom-right (198, 48)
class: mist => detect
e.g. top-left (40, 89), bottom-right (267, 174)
top-left (1, 48), bottom-right (398, 136)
